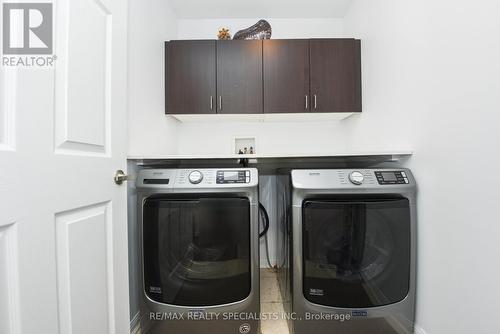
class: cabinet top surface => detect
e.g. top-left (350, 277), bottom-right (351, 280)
top-left (166, 38), bottom-right (361, 42)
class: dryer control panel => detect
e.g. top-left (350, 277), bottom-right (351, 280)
top-left (216, 170), bottom-right (251, 184)
top-left (375, 171), bottom-right (409, 185)
top-left (292, 169), bottom-right (414, 190)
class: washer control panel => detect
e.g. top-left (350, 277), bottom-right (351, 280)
top-left (137, 168), bottom-right (258, 189)
top-left (216, 170), bottom-right (251, 184)
top-left (375, 171), bottom-right (409, 185)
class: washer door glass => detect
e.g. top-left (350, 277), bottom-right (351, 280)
top-left (143, 196), bottom-right (251, 306)
top-left (302, 197), bottom-right (411, 308)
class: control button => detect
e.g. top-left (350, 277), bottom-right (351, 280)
top-left (188, 170), bottom-right (203, 184)
top-left (404, 178), bottom-right (409, 184)
top-left (401, 171), bottom-right (407, 177)
top-left (349, 171), bottom-right (364, 185)
top-left (246, 177), bottom-right (250, 183)
top-left (246, 171), bottom-right (250, 176)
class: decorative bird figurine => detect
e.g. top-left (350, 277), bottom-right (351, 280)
top-left (233, 20), bottom-right (272, 40)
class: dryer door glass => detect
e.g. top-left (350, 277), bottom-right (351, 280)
top-left (302, 197), bottom-right (411, 308)
top-left (143, 196), bottom-right (251, 306)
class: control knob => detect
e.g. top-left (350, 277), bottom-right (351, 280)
top-left (188, 170), bottom-right (203, 184)
top-left (349, 171), bottom-right (364, 185)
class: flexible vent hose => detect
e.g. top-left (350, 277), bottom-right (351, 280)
top-left (259, 202), bottom-right (274, 268)
top-left (258, 202), bottom-right (269, 238)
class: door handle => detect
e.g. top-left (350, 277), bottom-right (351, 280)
top-left (305, 95), bottom-right (309, 110)
top-left (314, 94), bottom-right (317, 110)
top-left (210, 96), bottom-right (214, 110)
top-left (114, 170), bottom-right (129, 185)
top-left (219, 96), bottom-right (222, 111)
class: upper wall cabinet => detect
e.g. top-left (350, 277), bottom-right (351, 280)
top-left (310, 39), bottom-right (362, 113)
top-left (217, 40), bottom-right (263, 114)
top-left (165, 40), bottom-right (263, 115)
top-left (165, 40), bottom-right (216, 114)
top-left (263, 40), bottom-right (310, 113)
top-left (165, 38), bottom-right (362, 117)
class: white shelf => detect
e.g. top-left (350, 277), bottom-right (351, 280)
top-left (128, 151), bottom-right (413, 160)
top-left (171, 112), bottom-right (356, 123)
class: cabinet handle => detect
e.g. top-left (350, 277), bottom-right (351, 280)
top-left (305, 95), bottom-right (309, 110)
top-left (314, 94), bottom-right (317, 110)
top-left (219, 96), bottom-right (222, 111)
top-left (210, 96), bottom-right (213, 110)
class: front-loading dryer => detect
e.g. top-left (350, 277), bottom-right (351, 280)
top-left (286, 169), bottom-right (417, 334)
top-left (137, 168), bottom-right (260, 334)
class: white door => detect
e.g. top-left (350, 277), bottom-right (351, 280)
top-left (0, 0), bottom-right (130, 333)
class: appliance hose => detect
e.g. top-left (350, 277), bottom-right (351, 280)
top-left (259, 202), bottom-right (274, 268)
top-left (258, 202), bottom-right (269, 238)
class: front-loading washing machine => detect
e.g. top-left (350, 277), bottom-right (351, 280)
top-left (278, 169), bottom-right (417, 334)
top-left (137, 168), bottom-right (260, 334)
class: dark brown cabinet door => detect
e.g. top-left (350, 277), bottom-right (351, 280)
top-left (217, 40), bottom-right (263, 114)
top-left (165, 41), bottom-right (216, 114)
top-left (310, 39), bottom-right (362, 113)
top-left (263, 40), bottom-right (310, 113)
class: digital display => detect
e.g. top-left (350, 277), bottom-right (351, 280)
top-left (144, 179), bottom-right (169, 184)
top-left (224, 171), bottom-right (239, 181)
top-left (375, 171), bottom-right (408, 185)
top-left (381, 172), bottom-right (397, 181)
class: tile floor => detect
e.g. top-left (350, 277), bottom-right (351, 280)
top-left (260, 268), bottom-right (289, 334)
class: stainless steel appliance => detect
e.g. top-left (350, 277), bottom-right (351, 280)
top-left (137, 168), bottom-right (260, 334)
top-left (278, 169), bottom-right (417, 334)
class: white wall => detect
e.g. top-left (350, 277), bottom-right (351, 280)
top-left (177, 18), bottom-right (344, 39)
top-left (176, 121), bottom-right (349, 156)
top-left (128, 2), bottom-right (500, 333)
top-left (128, 0), bottom-right (179, 157)
top-left (127, 0), bottom-right (179, 323)
top-left (129, 16), bottom-right (348, 157)
top-left (343, 1), bottom-right (500, 333)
